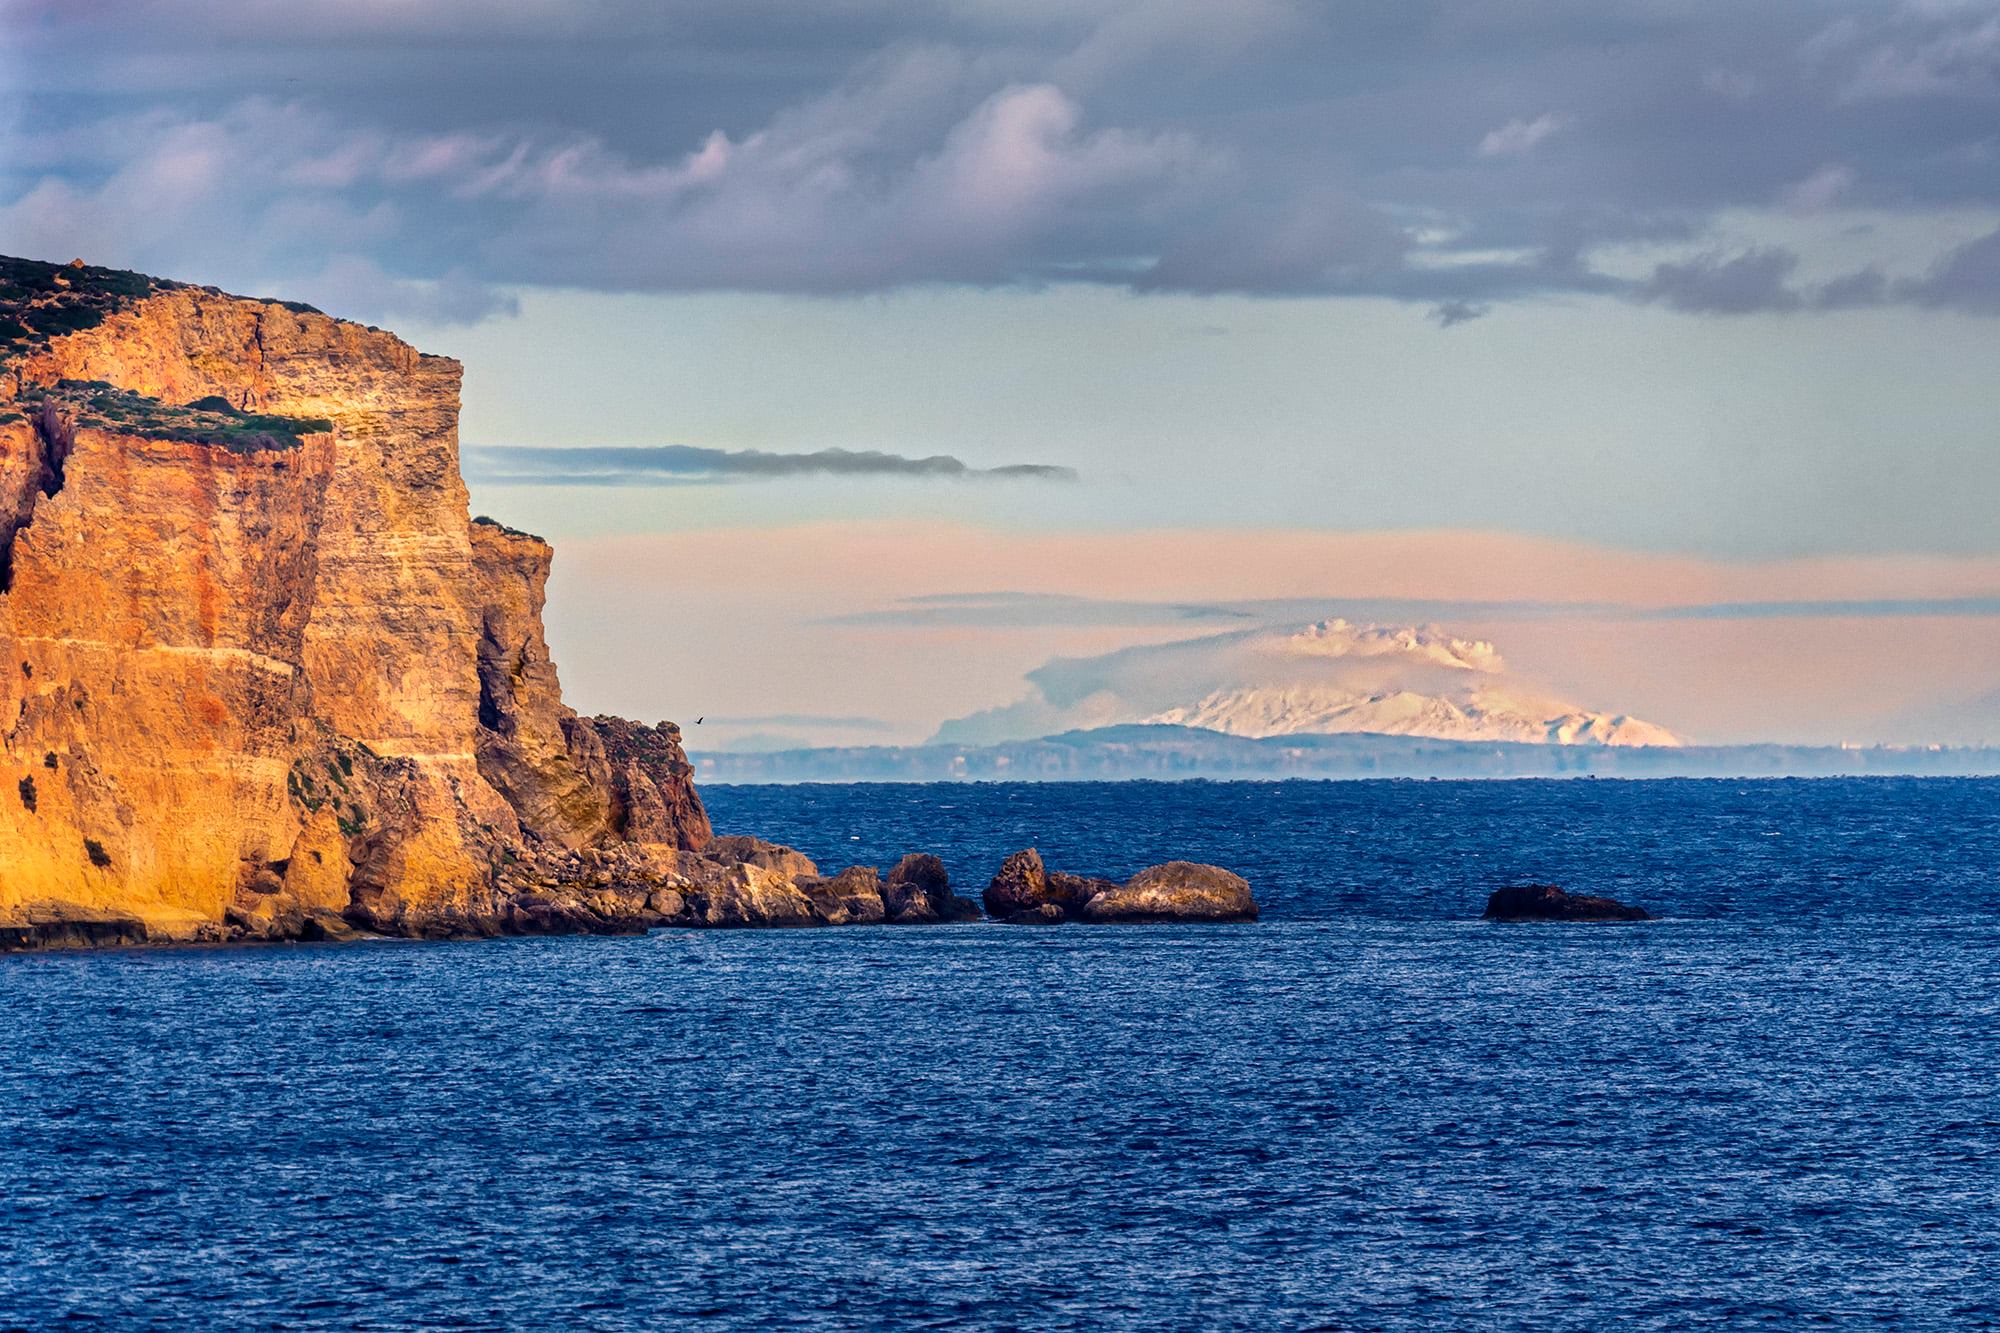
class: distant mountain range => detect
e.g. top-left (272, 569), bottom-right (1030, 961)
top-left (932, 620), bottom-right (1683, 748)
top-left (693, 724), bottom-right (2000, 783)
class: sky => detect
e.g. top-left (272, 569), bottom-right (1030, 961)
top-left (4, 0), bottom-right (2000, 748)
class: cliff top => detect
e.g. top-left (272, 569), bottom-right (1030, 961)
top-left (472, 514), bottom-right (546, 542)
top-left (0, 254), bottom-right (429, 371)
top-left (0, 256), bottom-right (172, 362)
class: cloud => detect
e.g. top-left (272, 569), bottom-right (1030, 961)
top-left (1636, 248), bottom-right (1804, 314)
top-left (1830, 11), bottom-right (2000, 101)
top-left (13, 2), bottom-right (2000, 318)
top-left (1429, 299), bottom-right (1491, 328)
top-left (926, 619), bottom-right (1682, 747)
top-left (701, 714), bottom-right (896, 732)
top-left (1899, 224), bottom-right (2000, 313)
top-left (1477, 112), bottom-right (1570, 159)
top-left (830, 589), bottom-right (2000, 632)
top-left (1631, 226), bottom-right (2000, 315)
top-left (295, 255), bottom-right (518, 326)
top-left (1780, 163), bottom-right (1856, 213)
top-left (465, 443), bottom-right (1077, 485)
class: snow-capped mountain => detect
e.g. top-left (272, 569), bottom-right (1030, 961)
top-left (932, 620), bottom-right (1685, 748)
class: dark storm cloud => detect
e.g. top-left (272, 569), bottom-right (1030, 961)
top-left (11, 0), bottom-right (2000, 319)
top-left (1429, 300), bottom-right (1492, 328)
top-left (465, 444), bottom-right (1077, 484)
top-left (1629, 226), bottom-right (2000, 315)
top-left (1637, 248), bottom-right (1806, 315)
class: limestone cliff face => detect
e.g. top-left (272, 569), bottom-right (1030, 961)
top-left (0, 257), bottom-right (712, 943)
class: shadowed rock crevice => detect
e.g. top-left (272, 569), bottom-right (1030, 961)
top-left (0, 400), bottom-right (71, 594)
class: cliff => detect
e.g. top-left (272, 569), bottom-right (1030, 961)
top-left (0, 255), bottom-right (760, 945)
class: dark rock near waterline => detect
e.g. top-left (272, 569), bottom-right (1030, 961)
top-left (0, 915), bottom-right (150, 951)
top-left (1483, 883), bottom-right (1653, 922)
top-left (984, 848), bottom-right (1050, 919)
top-left (884, 853), bottom-right (981, 924)
top-left (985, 849), bottom-right (1112, 920)
top-left (1005, 903), bottom-right (1068, 925)
top-left (800, 865), bottom-right (888, 926)
top-left (1083, 861), bottom-right (1258, 923)
top-left (651, 846), bottom-right (977, 929)
top-left (1050, 870), bottom-right (1119, 909)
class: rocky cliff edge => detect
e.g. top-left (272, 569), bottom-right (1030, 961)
top-left (0, 255), bottom-right (842, 946)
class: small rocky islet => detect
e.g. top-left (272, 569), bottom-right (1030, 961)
top-left (984, 847), bottom-right (1259, 924)
top-left (1482, 883), bottom-right (1655, 922)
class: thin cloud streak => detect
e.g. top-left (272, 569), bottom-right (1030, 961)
top-left (466, 444), bottom-right (1077, 485)
top-left (825, 590), bottom-right (2000, 630)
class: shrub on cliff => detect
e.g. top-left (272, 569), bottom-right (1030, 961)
top-left (29, 380), bottom-right (332, 454)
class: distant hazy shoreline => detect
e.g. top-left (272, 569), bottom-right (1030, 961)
top-left (692, 724), bottom-right (2000, 784)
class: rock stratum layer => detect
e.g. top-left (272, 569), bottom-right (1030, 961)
top-left (0, 255), bottom-right (784, 946)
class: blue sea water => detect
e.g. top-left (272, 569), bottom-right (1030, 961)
top-left (4, 777), bottom-right (1999, 1331)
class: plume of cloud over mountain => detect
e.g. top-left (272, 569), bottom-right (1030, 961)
top-left (932, 620), bottom-right (1684, 748)
top-left (466, 444), bottom-right (1076, 485)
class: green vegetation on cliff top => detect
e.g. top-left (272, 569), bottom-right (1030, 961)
top-left (0, 254), bottom-right (324, 363)
top-left (472, 515), bottom-right (545, 542)
top-left (32, 380), bottom-right (333, 454)
top-left (0, 256), bottom-right (166, 359)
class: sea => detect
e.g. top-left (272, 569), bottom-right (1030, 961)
top-left (4, 777), bottom-right (1998, 1331)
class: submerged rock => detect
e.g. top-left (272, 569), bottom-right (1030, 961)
top-left (1083, 861), bottom-right (1258, 923)
top-left (1482, 884), bottom-right (1653, 922)
top-left (988, 849), bottom-right (1257, 924)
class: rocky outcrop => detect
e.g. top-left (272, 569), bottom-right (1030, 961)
top-left (986, 848), bottom-right (1257, 924)
top-left (883, 853), bottom-right (981, 924)
top-left (1082, 861), bottom-right (1258, 923)
top-left (590, 839), bottom-right (973, 930)
top-left (1482, 884), bottom-right (1654, 922)
top-left (0, 255), bottom-right (716, 948)
top-left (578, 714), bottom-right (711, 850)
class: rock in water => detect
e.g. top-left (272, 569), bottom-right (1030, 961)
top-left (988, 849), bottom-right (1256, 923)
top-left (984, 848), bottom-right (1050, 919)
top-left (1083, 861), bottom-right (1259, 923)
top-left (799, 866), bottom-right (888, 927)
top-left (1482, 884), bottom-right (1653, 922)
top-left (984, 849), bottom-right (1110, 922)
top-left (884, 854), bottom-right (981, 924)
